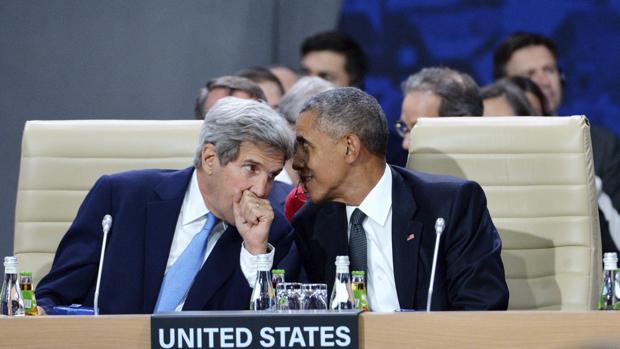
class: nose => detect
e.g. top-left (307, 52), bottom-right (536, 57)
top-left (401, 132), bottom-right (411, 151)
top-left (251, 173), bottom-right (271, 198)
top-left (532, 70), bottom-right (551, 89)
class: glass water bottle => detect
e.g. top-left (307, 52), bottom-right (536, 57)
top-left (250, 254), bottom-right (275, 311)
top-left (330, 255), bottom-right (353, 310)
top-left (1, 256), bottom-right (25, 316)
top-left (598, 252), bottom-right (620, 310)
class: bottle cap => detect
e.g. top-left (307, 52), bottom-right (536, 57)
top-left (603, 252), bottom-right (618, 270)
top-left (335, 255), bottom-right (350, 266)
top-left (3, 256), bottom-right (18, 273)
top-left (351, 270), bottom-right (365, 276)
top-left (20, 272), bottom-right (32, 277)
top-left (256, 254), bottom-right (271, 271)
top-left (271, 269), bottom-right (285, 275)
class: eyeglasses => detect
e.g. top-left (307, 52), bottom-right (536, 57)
top-left (395, 120), bottom-right (411, 137)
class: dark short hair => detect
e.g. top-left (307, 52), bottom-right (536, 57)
top-left (493, 32), bottom-right (558, 80)
top-left (481, 79), bottom-right (536, 116)
top-left (300, 87), bottom-right (388, 157)
top-left (236, 66), bottom-right (285, 96)
top-left (509, 76), bottom-right (551, 116)
top-left (402, 67), bottom-right (483, 117)
top-left (301, 31), bottom-right (368, 88)
top-left (194, 76), bottom-right (266, 119)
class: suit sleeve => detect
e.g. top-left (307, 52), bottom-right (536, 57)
top-left (35, 175), bottom-right (113, 308)
top-left (443, 181), bottom-right (509, 310)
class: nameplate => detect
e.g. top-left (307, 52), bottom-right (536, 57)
top-left (151, 310), bottom-right (359, 349)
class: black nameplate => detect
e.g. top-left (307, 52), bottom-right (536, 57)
top-left (151, 310), bottom-right (359, 349)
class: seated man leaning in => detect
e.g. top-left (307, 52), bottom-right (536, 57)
top-left (292, 87), bottom-right (509, 311)
top-left (35, 97), bottom-right (296, 314)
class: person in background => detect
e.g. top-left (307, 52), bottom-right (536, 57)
top-left (494, 31), bottom-right (620, 255)
top-left (36, 98), bottom-right (296, 314)
top-left (300, 31), bottom-right (367, 88)
top-left (481, 79), bottom-right (536, 116)
top-left (269, 65), bottom-right (299, 92)
top-left (291, 87), bottom-right (508, 311)
top-left (237, 67), bottom-right (286, 110)
top-left (509, 76), bottom-right (551, 116)
top-left (396, 67), bottom-right (483, 152)
top-left (194, 75), bottom-right (265, 119)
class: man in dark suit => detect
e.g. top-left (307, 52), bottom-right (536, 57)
top-left (36, 97), bottom-right (296, 314)
top-left (291, 87), bottom-right (508, 311)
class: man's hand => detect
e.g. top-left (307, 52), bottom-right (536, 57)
top-left (233, 190), bottom-right (273, 255)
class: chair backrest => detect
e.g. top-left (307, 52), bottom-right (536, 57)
top-left (407, 116), bottom-right (602, 310)
top-left (14, 119), bottom-right (202, 287)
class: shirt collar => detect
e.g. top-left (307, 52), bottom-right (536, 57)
top-left (346, 164), bottom-right (392, 227)
top-left (181, 169), bottom-right (209, 225)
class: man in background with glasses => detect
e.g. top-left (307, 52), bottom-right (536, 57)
top-left (396, 67), bottom-right (483, 152)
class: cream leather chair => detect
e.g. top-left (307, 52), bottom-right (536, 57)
top-left (14, 120), bottom-right (202, 287)
top-left (407, 116), bottom-right (601, 310)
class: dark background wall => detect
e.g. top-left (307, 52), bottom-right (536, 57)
top-left (339, 0), bottom-right (620, 166)
top-left (0, 0), bottom-right (341, 273)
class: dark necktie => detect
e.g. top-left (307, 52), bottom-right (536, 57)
top-left (349, 208), bottom-right (368, 274)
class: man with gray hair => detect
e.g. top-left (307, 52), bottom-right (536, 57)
top-left (36, 97), bottom-right (296, 314)
top-left (291, 87), bottom-right (508, 311)
top-left (397, 67), bottom-right (483, 151)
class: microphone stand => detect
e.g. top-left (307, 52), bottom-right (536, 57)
top-left (94, 214), bottom-right (112, 316)
top-left (426, 218), bottom-right (445, 312)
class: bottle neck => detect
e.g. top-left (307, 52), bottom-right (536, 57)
top-left (4, 265), bottom-right (17, 274)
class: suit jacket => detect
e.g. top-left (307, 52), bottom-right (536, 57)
top-left (36, 167), bottom-right (294, 314)
top-left (292, 165), bottom-right (509, 310)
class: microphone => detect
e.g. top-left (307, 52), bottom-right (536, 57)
top-left (426, 217), bottom-right (445, 312)
top-left (94, 214), bottom-right (112, 316)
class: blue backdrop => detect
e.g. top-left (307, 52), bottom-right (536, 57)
top-left (339, 0), bottom-right (620, 165)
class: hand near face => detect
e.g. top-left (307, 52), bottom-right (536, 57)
top-left (233, 189), bottom-right (273, 255)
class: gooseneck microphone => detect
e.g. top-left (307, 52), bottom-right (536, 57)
top-left (94, 214), bottom-right (112, 316)
top-left (426, 217), bottom-right (445, 312)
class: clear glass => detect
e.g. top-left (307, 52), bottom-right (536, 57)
top-left (276, 282), bottom-right (302, 310)
top-left (250, 269), bottom-right (275, 311)
top-left (303, 283), bottom-right (328, 310)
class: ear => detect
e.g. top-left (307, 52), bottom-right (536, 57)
top-left (343, 134), bottom-right (362, 164)
top-left (201, 143), bottom-right (219, 174)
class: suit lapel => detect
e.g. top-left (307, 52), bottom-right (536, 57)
top-left (143, 168), bottom-right (193, 312)
top-left (390, 166), bottom-right (423, 309)
top-left (184, 225), bottom-right (241, 310)
top-left (315, 203), bottom-right (348, 289)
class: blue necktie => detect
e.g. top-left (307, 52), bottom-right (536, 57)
top-left (154, 212), bottom-right (218, 312)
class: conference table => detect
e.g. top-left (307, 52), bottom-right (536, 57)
top-left (2, 311), bottom-right (620, 348)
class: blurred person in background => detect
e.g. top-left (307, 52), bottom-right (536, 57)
top-left (194, 75), bottom-right (265, 119)
top-left (237, 67), bottom-right (286, 110)
top-left (396, 67), bottom-right (483, 152)
top-left (300, 31), bottom-right (367, 88)
top-left (269, 65), bottom-right (299, 92)
top-left (481, 79), bottom-right (536, 116)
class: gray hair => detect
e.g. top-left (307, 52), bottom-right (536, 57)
top-left (300, 87), bottom-right (388, 156)
top-left (279, 77), bottom-right (335, 124)
top-left (402, 67), bottom-right (483, 116)
top-left (193, 97), bottom-right (295, 167)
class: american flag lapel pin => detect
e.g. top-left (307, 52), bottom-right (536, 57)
top-left (406, 233), bottom-right (415, 241)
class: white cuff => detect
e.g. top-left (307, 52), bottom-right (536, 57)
top-left (240, 242), bottom-right (275, 287)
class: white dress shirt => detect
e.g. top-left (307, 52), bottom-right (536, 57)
top-left (163, 170), bottom-right (274, 311)
top-left (345, 165), bottom-right (400, 312)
